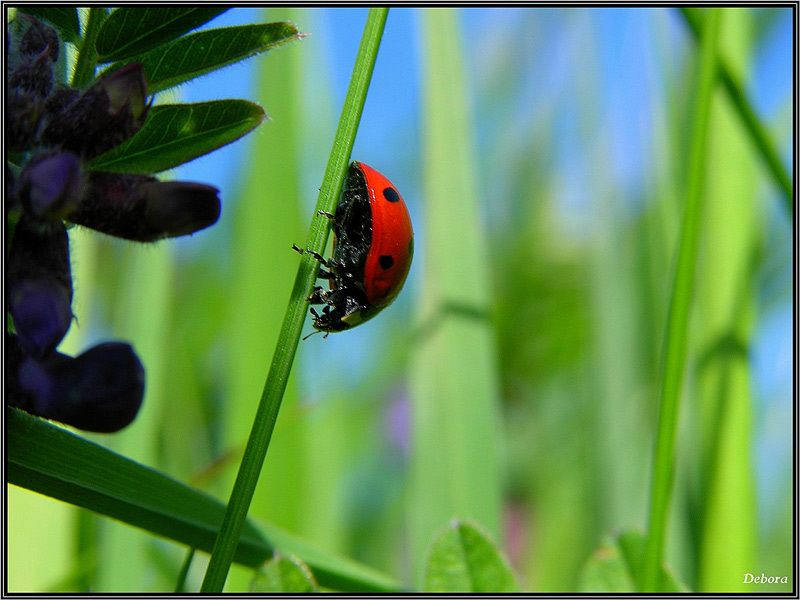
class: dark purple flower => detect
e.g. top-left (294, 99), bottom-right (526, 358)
top-left (72, 172), bottom-right (220, 241)
top-left (12, 13), bottom-right (59, 62)
top-left (9, 277), bottom-right (73, 359)
top-left (41, 63), bottom-right (149, 159)
top-left (95, 62), bottom-right (148, 121)
top-left (7, 47), bottom-right (54, 98)
top-left (7, 89), bottom-right (45, 151)
top-left (140, 180), bottom-right (222, 238)
top-left (8, 218), bottom-right (73, 357)
top-left (16, 151), bottom-right (84, 222)
top-left (18, 342), bottom-right (145, 433)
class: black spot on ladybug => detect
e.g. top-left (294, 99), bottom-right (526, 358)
top-left (379, 255), bottom-right (394, 270)
top-left (383, 187), bottom-right (400, 203)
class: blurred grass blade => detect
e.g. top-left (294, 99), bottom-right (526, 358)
top-left (7, 407), bottom-right (402, 592)
top-left (102, 22), bottom-right (305, 94)
top-left (410, 7), bottom-right (504, 584)
top-left (95, 7), bottom-right (229, 62)
top-left (579, 531), bottom-right (687, 592)
top-left (423, 520), bottom-right (519, 592)
top-left (693, 9), bottom-right (758, 591)
top-left (679, 7), bottom-right (793, 212)
top-left (86, 100), bottom-right (266, 174)
top-left (16, 6), bottom-right (81, 44)
top-left (6, 407), bottom-right (269, 567)
top-left (642, 8), bottom-right (722, 591)
top-left (200, 8), bottom-right (388, 592)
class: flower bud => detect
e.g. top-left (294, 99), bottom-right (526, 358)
top-left (6, 334), bottom-right (34, 412)
top-left (16, 151), bottom-right (84, 222)
top-left (8, 218), bottom-right (73, 358)
top-left (9, 278), bottom-right (72, 358)
top-left (7, 90), bottom-right (44, 151)
top-left (72, 172), bottom-right (220, 241)
top-left (95, 62), bottom-right (148, 121)
top-left (41, 63), bottom-right (149, 159)
top-left (11, 14), bottom-right (59, 62)
top-left (18, 342), bottom-right (146, 433)
top-left (140, 181), bottom-right (221, 239)
top-left (8, 46), bottom-right (54, 98)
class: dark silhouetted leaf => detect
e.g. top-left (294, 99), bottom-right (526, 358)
top-left (95, 7), bottom-right (229, 62)
top-left (16, 6), bottom-right (81, 44)
top-left (86, 100), bottom-right (266, 174)
top-left (103, 22), bottom-right (304, 94)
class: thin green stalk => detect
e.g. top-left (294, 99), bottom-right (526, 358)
top-left (641, 8), bottom-right (723, 592)
top-left (175, 548), bottom-right (195, 593)
top-left (679, 7), bottom-right (793, 213)
top-left (71, 7), bottom-right (107, 88)
top-left (200, 8), bottom-right (388, 592)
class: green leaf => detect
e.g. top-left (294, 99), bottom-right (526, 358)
top-left (250, 554), bottom-right (318, 593)
top-left (579, 531), bottom-right (688, 592)
top-left (95, 7), bottom-right (229, 62)
top-left (423, 520), bottom-right (519, 592)
top-left (6, 407), bottom-right (269, 568)
top-left (102, 22), bottom-right (305, 95)
top-left (86, 100), bottom-right (266, 174)
top-left (7, 407), bottom-right (403, 592)
top-left (16, 6), bottom-right (81, 44)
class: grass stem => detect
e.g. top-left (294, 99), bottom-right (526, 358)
top-left (641, 7), bottom-right (723, 592)
top-left (199, 8), bottom-right (388, 592)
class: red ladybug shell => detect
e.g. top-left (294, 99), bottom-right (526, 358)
top-left (356, 162), bottom-right (414, 308)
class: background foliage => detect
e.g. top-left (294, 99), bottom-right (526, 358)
top-left (7, 7), bottom-right (793, 593)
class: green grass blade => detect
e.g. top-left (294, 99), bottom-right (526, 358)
top-left (679, 7), bottom-right (793, 212)
top-left (95, 7), bottom-right (229, 62)
top-left (86, 100), bottom-right (266, 174)
top-left (6, 407), bottom-right (270, 566)
top-left (7, 407), bottom-right (402, 592)
top-left (409, 7), bottom-right (504, 583)
top-left (199, 8), bottom-right (389, 592)
top-left (642, 8), bottom-right (723, 591)
top-left (693, 9), bottom-right (758, 591)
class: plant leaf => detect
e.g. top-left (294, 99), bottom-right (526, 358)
top-left (250, 553), bottom-right (318, 593)
top-left (102, 22), bottom-right (304, 95)
top-left (6, 406), bottom-right (269, 568)
top-left (86, 100), bottom-right (266, 174)
top-left (7, 407), bottom-right (403, 592)
top-left (579, 531), bottom-right (688, 592)
top-left (95, 7), bottom-right (229, 62)
top-left (16, 6), bottom-right (81, 44)
top-left (423, 520), bottom-right (519, 592)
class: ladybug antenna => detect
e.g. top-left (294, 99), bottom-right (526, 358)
top-left (302, 330), bottom-right (323, 341)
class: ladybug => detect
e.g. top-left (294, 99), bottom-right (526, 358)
top-left (296, 161), bottom-right (414, 336)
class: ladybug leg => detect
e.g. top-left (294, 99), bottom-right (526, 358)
top-left (307, 286), bottom-right (329, 305)
top-left (292, 244), bottom-right (332, 268)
